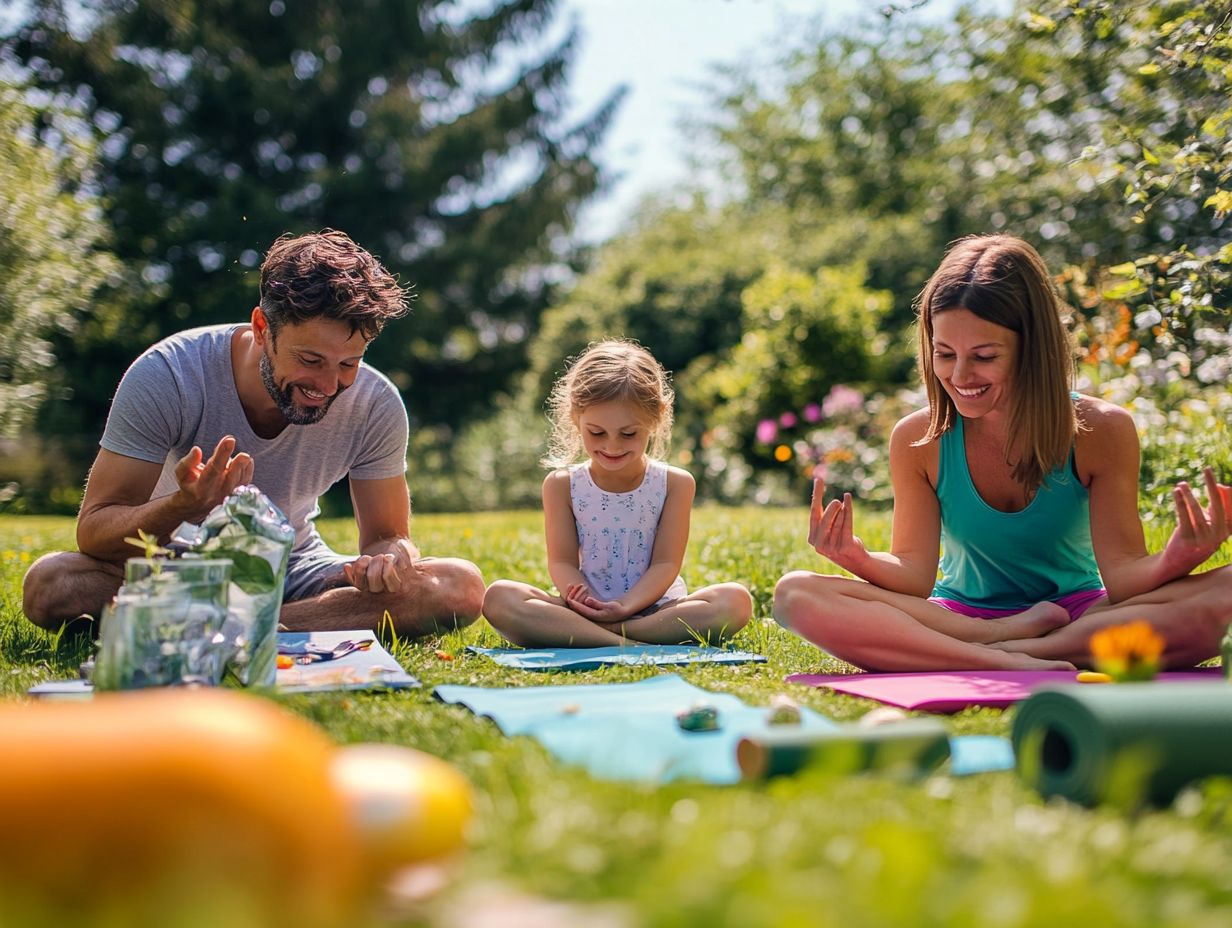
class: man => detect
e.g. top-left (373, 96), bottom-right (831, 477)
top-left (22, 230), bottom-right (484, 637)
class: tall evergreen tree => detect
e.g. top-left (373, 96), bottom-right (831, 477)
top-left (4, 0), bottom-right (619, 445)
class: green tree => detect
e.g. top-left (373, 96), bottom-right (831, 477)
top-left (702, 11), bottom-right (1141, 335)
top-left (0, 82), bottom-right (116, 441)
top-left (1022, 0), bottom-right (1232, 378)
top-left (521, 198), bottom-right (766, 405)
top-left (3, 0), bottom-right (618, 447)
top-left (409, 197), bottom-right (769, 509)
top-left (439, 193), bottom-right (897, 507)
top-left (688, 263), bottom-right (893, 441)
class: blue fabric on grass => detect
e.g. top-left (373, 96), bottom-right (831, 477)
top-left (948, 735), bottom-right (1015, 775)
top-left (435, 673), bottom-right (834, 784)
top-left (435, 674), bottom-right (1015, 783)
top-left (467, 644), bottom-right (766, 672)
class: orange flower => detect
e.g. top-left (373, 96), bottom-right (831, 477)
top-left (1088, 620), bottom-right (1164, 682)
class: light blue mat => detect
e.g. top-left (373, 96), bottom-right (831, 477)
top-left (467, 644), bottom-right (767, 671)
top-left (435, 673), bottom-right (1014, 783)
top-left (436, 673), bottom-right (833, 783)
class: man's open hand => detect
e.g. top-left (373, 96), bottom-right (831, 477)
top-left (173, 435), bottom-right (254, 518)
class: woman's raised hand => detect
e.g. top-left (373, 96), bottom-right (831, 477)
top-left (807, 478), bottom-right (869, 570)
top-left (1163, 466), bottom-right (1232, 573)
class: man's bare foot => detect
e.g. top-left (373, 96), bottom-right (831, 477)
top-left (980, 601), bottom-right (1069, 644)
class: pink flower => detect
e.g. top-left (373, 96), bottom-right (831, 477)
top-left (779, 411), bottom-right (798, 428)
top-left (802, 403), bottom-right (822, 423)
top-left (756, 419), bottom-right (778, 444)
top-left (822, 384), bottom-right (864, 418)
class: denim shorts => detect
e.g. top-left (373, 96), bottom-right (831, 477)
top-left (283, 545), bottom-right (353, 602)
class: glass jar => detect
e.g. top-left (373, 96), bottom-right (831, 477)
top-left (93, 557), bottom-right (232, 689)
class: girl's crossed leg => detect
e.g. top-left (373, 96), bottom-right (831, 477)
top-left (482, 580), bottom-right (752, 648)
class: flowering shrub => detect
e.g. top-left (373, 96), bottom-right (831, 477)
top-left (1077, 318), bottom-right (1232, 521)
top-left (748, 383), bottom-right (923, 506)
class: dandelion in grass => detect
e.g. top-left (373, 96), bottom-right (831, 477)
top-left (1089, 619), bottom-right (1163, 682)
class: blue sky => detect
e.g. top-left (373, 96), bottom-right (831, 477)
top-left (561, 0), bottom-right (1009, 241)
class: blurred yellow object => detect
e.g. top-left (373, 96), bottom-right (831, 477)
top-left (331, 743), bottom-right (473, 867)
top-left (0, 688), bottom-right (472, 927)
top-left (1076, 671), bottom-right (1114, 684)
top-left (1088, 619), bottom-right (1163, 682)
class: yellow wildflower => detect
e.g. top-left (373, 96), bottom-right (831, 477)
top-left (1088, 620), bottom-right (1163, 682)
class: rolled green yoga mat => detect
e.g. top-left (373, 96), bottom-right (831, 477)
top-left (737, 718), bottom-right (951, 780)
top-left (1012, 683), bottom-right (1232, 806)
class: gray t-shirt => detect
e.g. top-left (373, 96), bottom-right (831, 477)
top-left (100, 324), bottom-right (408, 554)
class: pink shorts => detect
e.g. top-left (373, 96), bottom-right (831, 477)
top-left (928, 588), bottom-right (1107, 622)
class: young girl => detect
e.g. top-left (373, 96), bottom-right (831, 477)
top-left (774, 234), bottom-right (1232, 672)
top-left (483, 340), bottom-right (753, 647)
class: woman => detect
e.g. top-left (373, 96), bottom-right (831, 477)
top-left (774, 234), bottom-right (1232, 671)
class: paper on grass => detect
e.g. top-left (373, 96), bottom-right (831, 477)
top-left (28, 630), bottom-right (419, 697)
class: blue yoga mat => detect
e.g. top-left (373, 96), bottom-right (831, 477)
top-left (467, 644), bottom-right (767, 671)
top-left (435, 674), bottom-right (1012, 783)
top-left (436, 674), bottom-right (832, 783)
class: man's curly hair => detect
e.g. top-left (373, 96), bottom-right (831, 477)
top-left (258, 229), bottom-right (410, 341)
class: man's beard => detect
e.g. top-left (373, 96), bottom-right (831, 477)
top-left (259, 351), bottom-right (344, 425)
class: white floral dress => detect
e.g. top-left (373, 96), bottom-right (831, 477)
top-left (569, 459), bottom-right (688, 607)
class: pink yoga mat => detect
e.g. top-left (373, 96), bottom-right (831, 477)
top-left (786, 669), bottom-right (1224, 713)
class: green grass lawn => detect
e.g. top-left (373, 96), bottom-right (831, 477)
top-left (2, 509), bottom-right (1231, 928)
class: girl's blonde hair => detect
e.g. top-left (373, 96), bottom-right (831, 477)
top-left (915, 234), bottom-right (1079, 491)
top-left (543, 339), bottom-right (675, 468)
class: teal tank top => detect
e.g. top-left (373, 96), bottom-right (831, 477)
top-left (932, 415), bottom-right (1103, 609)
